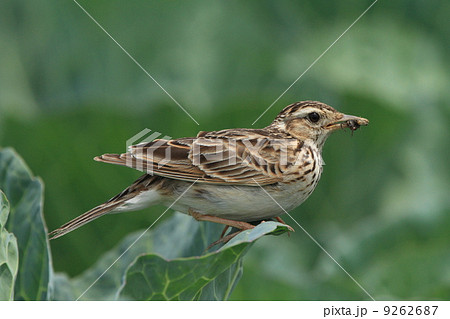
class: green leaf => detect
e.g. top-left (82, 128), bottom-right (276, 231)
top-left (51, 213), bottom-right (211, 301)
top-left (52, 213), bottom-right (289, 300)
top-left (118, 218), bottom-right (289, 300)
top-left (0, 148), bottom-right (51, 300)
top-left (0, 191), bottom-right (19, 300)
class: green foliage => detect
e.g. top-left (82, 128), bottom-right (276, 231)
top-left (52, 213), bottom-right (289, 301)
top-left (0, 148), bottom-right (50, 300)
top-left (119, 221), bottom-right (287, 301)
top-left (0, 191), bottom-right (19, 301)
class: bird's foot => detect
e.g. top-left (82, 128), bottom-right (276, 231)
top-left (274, 216), bottom-right (295, 232)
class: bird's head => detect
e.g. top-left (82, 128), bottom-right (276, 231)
top-left (270, 101), bottom-right (369, 149)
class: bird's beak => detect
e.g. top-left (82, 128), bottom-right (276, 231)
top-left (326, 113), bottom-right (369, 131)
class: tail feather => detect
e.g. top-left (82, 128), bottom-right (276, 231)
top-left (48, 174), bottom-right (161, 240)
top-left (48, 200), bottom-right (126, 240)
top-left (94, 153), bottom-right (127, 166)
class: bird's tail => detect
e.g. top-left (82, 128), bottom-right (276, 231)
top-left (48, 199), bottom-right (126, 240)
top-left (48, 174), bottom-right (160, 240)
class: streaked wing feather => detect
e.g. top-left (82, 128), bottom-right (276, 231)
top-left (96, 130), bottom-right (300, 186)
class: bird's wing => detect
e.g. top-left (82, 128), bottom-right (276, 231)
top-left (95, 130), bottom-right (303, 186)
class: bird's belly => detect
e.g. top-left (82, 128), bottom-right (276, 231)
top-left (165, 181), bottom-right (316, 222)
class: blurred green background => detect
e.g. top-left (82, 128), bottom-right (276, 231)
top-left (0, 0), bottom-right (449, 300)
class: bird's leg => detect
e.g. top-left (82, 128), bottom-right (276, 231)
top-left (275, 216), bottom-right (287, 224)
top-left (189, 209), bottom-right (256, 252)
top-left (205, 230), bottom-right (242, 251)
top-left (220, 225), bottom-right (230, 238)
top-left (273, 216), bottom-right (294, 237)
top-left (188, 209), bottom-right (255, 231)
top-left (274, 216), bottom-right (295, 232)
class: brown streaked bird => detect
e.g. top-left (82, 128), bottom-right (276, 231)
top-left (49, 101), bottom-right (369, 241)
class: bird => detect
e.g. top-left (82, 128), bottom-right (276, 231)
top-left (48, 101), bottom-right (369, 241)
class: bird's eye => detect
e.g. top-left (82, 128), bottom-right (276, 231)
top-left (307, 112), bottom-right (320, 123)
